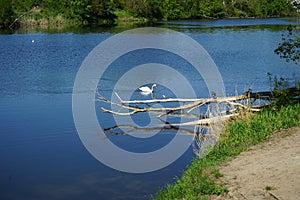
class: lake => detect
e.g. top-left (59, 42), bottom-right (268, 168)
top-left (0, 18), bottom-right (299, 200)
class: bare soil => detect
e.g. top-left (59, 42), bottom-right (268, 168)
top-left (212, 127), bottom-right (300, 200)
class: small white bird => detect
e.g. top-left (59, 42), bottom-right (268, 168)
top-left (139, 84), bottom-right (157, 95)
top-left (31, 39), bottom-right (35, 43)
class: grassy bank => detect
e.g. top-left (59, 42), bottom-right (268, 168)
top-left (114, 10), bottom-right (149, 26)
top-left (14, 9), bottom-right (148, 30)
top-left (3, 0), bottom-right (298, 30)
top-left (154, 103), bottom-right (300, 200)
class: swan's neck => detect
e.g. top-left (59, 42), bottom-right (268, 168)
top-left (151, 85), bottom-right (155, 91)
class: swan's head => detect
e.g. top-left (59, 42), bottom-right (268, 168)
top-left (152, 84), bottom-right (157, 88)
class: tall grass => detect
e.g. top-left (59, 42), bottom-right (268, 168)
top-left (19, 14), bottom-right (80, 27)
top-left (154, 103), bottom-right (300, 199)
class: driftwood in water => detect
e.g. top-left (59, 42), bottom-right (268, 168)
top-left (100, 92), bottom-right (259, 117)
top-left (99, 87), bottom-right (299, 158)
top-left (98, 87), bottom-right (300, 128)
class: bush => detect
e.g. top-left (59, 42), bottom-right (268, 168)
top-left (0, 0), bottom-right (14, 28)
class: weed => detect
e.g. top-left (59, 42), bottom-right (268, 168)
top-left (265, 185), bottom-right (273, 191)
top-left (211, 167), bottom-right (223, 179)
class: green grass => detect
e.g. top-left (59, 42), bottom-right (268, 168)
top-left (265, 185), bottom-right (274, 191)
top-left (154, 103), bottom-right (300, 199)
top-left (114, 9), bottom-right (148, 25)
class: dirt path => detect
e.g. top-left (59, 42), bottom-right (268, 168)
top-left (214, 127), bottom-right (300, 200)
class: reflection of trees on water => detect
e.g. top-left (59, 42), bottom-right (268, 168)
top-left (104, 124), bottom-right (195, 136)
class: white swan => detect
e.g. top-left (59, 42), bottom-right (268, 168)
top-left (139, 84), bottom-right (157, 95)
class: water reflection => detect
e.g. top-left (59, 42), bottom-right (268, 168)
top-left (156, 17), bottom-right (300, 32)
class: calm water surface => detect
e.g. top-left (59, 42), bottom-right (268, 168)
top-left (0, 18), bottom-right (299, 200)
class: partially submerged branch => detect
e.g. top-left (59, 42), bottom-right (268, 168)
top-left (99, 92), bottom-right (249, 117)
top-left (98, 87), bottom-right (299, 158)
top-left (169, 113), bottom-right (239, 127)
top-left (98, 87), bottom-right (299, 131)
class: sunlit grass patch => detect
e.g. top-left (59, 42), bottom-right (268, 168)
top-left (154, 103), bottom-right (300, 199)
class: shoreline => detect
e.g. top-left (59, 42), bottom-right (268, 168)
top-left (155, 103), bottom-right (300, 199)
top-left (3, 15), bottom-right (299, 32)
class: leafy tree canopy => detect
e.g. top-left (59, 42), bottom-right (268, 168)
top-left (1, 0), bottom-right (298, 28)
top-left (275, 25), bottom-right (300, 65)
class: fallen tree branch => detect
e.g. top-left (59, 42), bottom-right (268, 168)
top-left (98, 87), bottom-right (299, 128)
top-left (168, 113), bottom-right (239, 126)
top-left (99, 93), bottom-right (249, 116)
top-left (116, 92), bottom-right (247, 105)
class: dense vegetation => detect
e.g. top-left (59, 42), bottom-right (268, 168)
top-left (0, 0), bottom-right (298, 29)
top-left (154, 102), bottom-right (300, 199)
top-left (275, 25), bottom-right (300, 65)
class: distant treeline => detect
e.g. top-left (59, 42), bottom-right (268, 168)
top-left (1, 0), bottom-right (299, 29)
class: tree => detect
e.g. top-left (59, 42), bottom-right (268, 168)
top-left (274, 25), bottom-right (300, 65)
top-left (0, 0), bottom-right (14, 28)
top-left (118, 0), bottom-right (163, 19)
top-left (291, 0), bottom-right (300, 10)
top-left (163, 0), bottom-right (184, 19)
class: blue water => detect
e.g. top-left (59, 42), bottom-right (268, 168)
top-left (0, 18), bottom-right (299, 199)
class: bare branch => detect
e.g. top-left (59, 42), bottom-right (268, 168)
top-left (169, 113), bottom-right (239, 127)
top-left (118, 95), bottom-right (247, 105)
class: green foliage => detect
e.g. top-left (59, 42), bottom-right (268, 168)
top-left (267, 72), bottom-right (300, 109)
top-left (155, 103), bottom-right (300, 199)
top-left (265, 185), bottom-right (274, 191)
top-left (163, 0), bottom-right (184, 20)
top-left (267, 73), bottom-right (286, 92)
top-left (211, 167), bottom-right (223, 179)
top-left (42, 0), bottom-right (117, 24)
top-left (0, 0), bottom-right (14, 28)
top-left (197, 0), bottom-right (225, 18)
top-left (11, 0), bottom-right (39, 12)
top-left (275, 25), bottom-right (300, 65)
top-left (117, 0), bottom-right (163, 19)
top-left (1, 0), bottom-right (298, 29)
top-left (5, 0), bottom-right (117, 27)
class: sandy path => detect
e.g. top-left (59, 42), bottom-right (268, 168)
top-left (214, 127), bottom-right (300, 200)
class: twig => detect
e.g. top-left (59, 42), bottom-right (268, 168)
top-left (114, 92), bottom-right (123, 102)
top-left (240, 192), bottom-right (248, 200)
top-left (187, 101), bottom-right (208, 113)
top-left (268, 191), bottom-right (281, 200)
